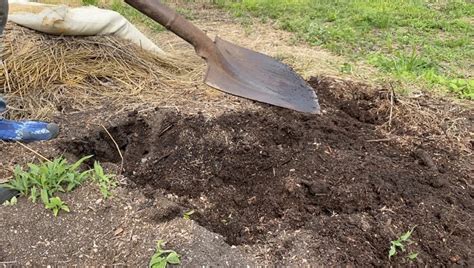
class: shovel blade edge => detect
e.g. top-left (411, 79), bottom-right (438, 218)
top-left (204, 37), bottom-right (320, 114)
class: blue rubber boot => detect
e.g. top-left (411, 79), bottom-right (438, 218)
top-left (0, 119), bottom-right (59, 142)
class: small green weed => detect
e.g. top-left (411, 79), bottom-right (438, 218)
top-left (407, 252), bottom-right (419, 261)
top-left (92, 161), bottom-right (117, 199)
top-left (2, 156), bottom-right (91, 215)
top-left (149, 240), bottom-right (181, 268)
top-left (3, 156), bottom-right (92, 203)
top-left (389, 226), bottom-right (418, 260)
top-left (183, 209), bottom-right (195, 220)
top-left (1, 156), bottom-right (116, 216)
top-left (2, 196), bottom-right (17, 206)
top-left (45, 196), bottom-right (70, 217)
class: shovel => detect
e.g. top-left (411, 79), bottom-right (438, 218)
top-left (125, 0), bottom-right (320, 114)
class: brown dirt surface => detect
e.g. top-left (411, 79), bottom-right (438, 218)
top-left (1, 2), bottom-right (473, 266)
top-left (0, 182), bottom-right (254, 266)
top-left (2, 76), bottom-right (470, 266)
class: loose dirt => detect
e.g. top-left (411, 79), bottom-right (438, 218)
top-left (21, 77), bottom-right (467, 266)
top-left (0, 3), bottom-right (472, 265)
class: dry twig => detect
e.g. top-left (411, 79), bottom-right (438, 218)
top-left (15, 141), bottom-right (51, 163)
top-left (100, 124), bottom-right (124, 174)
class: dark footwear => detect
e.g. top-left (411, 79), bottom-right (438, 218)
top-left (0, 187), bottom-right (18, 204)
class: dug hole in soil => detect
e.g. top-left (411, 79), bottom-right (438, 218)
top-left (61, 77), bottom-right (473, 266)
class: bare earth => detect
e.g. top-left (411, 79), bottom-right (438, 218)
top-left (1, 3), bottom-right (473, 267)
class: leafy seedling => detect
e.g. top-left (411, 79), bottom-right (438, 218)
top-left (1, 157), bottom-right (117, 216)
top-left (1, 156), bottom-right (91, 215)
top-left (149, 240), bottom-right (181, 268)
top-left (389, 226), bottom-right (417, 259)
top-left (407, 252), bottom-right (419, 261)
top-left (3, 156), bottom-right (91, 198)
top-left (45, 197), bottom-right (70, 217)
top-left (2, 196), bottom-right (17, 206)
top-left (92, 161), bottom-right (117, 199)
top-left (183, 210), bottom-right (195, 220)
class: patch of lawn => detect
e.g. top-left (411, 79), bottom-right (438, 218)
top-left (80, 0), bottom-right (165, 32)
top-left (215, 0), bottom-right (474, 99)
top-left (107, 0), bottom-right (165, 32)
top-left (81, 0), bottom-right (195, 33)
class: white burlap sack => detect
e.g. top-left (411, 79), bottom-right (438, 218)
top-left (8, 3), bottom-right (165, 55)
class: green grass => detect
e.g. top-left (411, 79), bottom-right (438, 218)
top-left (80, 0), bottom-right (164, 31)
top-left (107, 0), bottom-right (165, 32)
top-left (81, 0), bottom-right (195, 32)
top-left (214, 0), bottom-right (474, 99)
top-left (81, 0), bottom-right (99, 6)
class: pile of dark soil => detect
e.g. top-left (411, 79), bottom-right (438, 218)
top-left (66, 77), bottom-right (473, 265)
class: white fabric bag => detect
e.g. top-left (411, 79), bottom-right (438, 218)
top-left (8, 3), bottom-right (165, 55)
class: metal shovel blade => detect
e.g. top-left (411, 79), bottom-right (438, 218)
top-left (124, 0), bottom-right (319, 114)
top-left (205, 37), bottom-right (320, 114)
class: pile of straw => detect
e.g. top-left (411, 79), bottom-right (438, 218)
top-left (0, 24), bottom-right (201, 119)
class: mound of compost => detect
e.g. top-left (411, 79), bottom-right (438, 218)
top-left (67, 78), bottom-right (472, 266)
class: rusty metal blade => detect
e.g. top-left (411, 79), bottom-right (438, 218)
top-left (204, 37), bottom-right (320, 114)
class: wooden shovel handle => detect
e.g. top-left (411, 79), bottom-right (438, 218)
top-left (125, 0), bottom-right (214, 58)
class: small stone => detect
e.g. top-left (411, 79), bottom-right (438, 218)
top-left (430, 177), bottom-right (448, 188)
top-left (285, 179), bottom-right (296, 193)
top-left (450, 255), bottom-right (461, 263)
top-left (95, 199), bottom-right (102, 205)
top-left (414, 149), bottom-right (438, 171)
top-left (132, 235), bottom-right (139, 242)
top-left (359, 218), bottom-right (371, 232)
top-left (247, 196), bottom-right (257, 205)
top-left (301, 180), bottom-right (330, 196)
top-left (305, 205), bottom-right (321, 214)
top-left (309, 182), bottom-right (330, 196)
top-left (445, 196), bottom-right (455, 204)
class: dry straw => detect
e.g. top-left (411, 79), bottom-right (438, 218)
top-left (317, 76), bottom-right (472, 154)
top-left (0, 24), bottom-right (202, 119)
